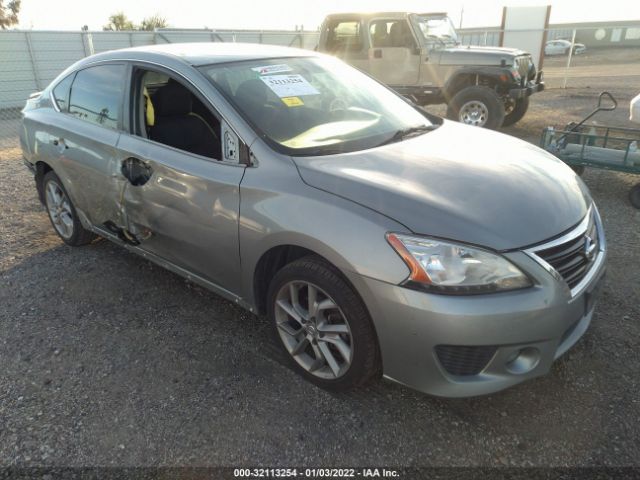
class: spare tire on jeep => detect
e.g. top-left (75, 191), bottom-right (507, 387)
top-left (446, 86), bottom-right (505, 130)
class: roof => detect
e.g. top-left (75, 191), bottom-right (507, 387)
top-left (323, 12), bottom-right (446, 19)
top-left (325, 12), bottom-right (411, 19)
top-left (93, 42), bottom-right (317, 67)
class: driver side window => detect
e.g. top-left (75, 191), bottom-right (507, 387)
top-left (370, 20), bottom-right (416, 48)
top-left (134, 68), bottom-right (222, 160)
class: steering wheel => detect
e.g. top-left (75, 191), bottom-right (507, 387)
top-left (329, 98), bottom-right (348, 120)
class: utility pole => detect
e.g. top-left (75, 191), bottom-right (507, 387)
top-left (459, 6), bottom-right (464, 29)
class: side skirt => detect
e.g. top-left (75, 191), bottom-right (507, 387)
top-left (90, 225), bottom-right (256, 314)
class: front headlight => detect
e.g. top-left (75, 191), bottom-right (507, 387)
top-left (386, 233), bottom-right (532, 294)
top-left (510, 67), bottom-right (521, 82)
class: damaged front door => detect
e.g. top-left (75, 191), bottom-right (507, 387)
top-left (113, 133), bottom-right (245, 294)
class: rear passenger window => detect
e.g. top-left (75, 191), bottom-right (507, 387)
top-left (52, 74), bottom-right (74, 112)
top-left (69, 64), bottom-right (125, 130)
top-left (325, 21), bottom-right (363, 53)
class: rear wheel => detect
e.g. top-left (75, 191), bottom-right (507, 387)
top-left (267, 256), bottom-right (380, 391)
top-left (43, 171), bottom-right (96, 246)
top-left (502, 96), bottom-right (530, 127)
top-left (446, 86), bottom-right (505, 130)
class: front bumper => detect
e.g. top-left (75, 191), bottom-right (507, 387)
top-left (347, 228), bottom-right (606, 398)
top-left (509, 71), bottom-right (545, 99)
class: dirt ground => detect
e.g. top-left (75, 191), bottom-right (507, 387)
top-left (1, 67), bottom-right (639, 470)
top-left (538, 46), bottom-right (640, 91)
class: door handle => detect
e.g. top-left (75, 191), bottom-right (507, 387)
top-left (373, 49), bottom-right (382, 58)
top-left (52, 138), bottom-right (69, 149)
top-left (121, 157), bottom-right (153, 186)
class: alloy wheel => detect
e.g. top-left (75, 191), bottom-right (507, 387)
top-left (45, 180), bottom-right (74, 239)
top-left (274, 281), bottom-right (353, 379)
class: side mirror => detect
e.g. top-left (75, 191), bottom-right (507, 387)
top-left (222, 121), bottom-right (240, 163)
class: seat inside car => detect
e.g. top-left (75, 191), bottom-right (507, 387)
top-left (149, 80), bottom-right (221, 159)
top-left (389, 21), bottom-right (413, 48)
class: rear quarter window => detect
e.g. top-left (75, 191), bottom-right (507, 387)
top-left (69, 64), bottom-right (126, 130)
top-left (51, 74), bottom-right (74, 112)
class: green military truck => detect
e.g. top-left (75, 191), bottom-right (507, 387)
top-left (317, 12), bottom-right (545, 129)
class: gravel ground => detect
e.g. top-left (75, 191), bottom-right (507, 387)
top-left (1, 74), bottom-right (639, 469)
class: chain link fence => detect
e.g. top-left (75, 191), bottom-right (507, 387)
top-left (1, 25), bottom-right (640, 151)
top-left (0, 29), bottom-right (319, 151)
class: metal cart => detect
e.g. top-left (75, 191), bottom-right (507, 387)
top-left (541, 92), bottom-right (640, 208)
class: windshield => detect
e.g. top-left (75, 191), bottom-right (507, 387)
top-left (413, 15), bottom-right (459, 47)
top-left (200, 56), bottom-right (435, 156)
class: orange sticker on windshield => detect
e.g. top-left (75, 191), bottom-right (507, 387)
top-left (281, 96), bottom-right (304, 107)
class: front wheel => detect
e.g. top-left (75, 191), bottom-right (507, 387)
top-left (502, 96), bottom-right (530, 127)
top-left (446, 86), bottom-right (505, 129)
top-left (267, 256), bottom-right (380, 391)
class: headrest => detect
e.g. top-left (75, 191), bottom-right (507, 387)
top-left (372, 23), bottom-right (387, 39)
top-left (389, 22), bottom-right (410, 46)
top-left (235, 79), bottom-right (269, 106)
top-left (143, 87), bottom-right (155, 126)
top-left (214, 72), bottom-right (232, 96)
top-left (154, 81), bottom-right (192, 117)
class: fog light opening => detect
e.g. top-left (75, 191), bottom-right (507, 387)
top-left (505, 347), bottom-right (540, 375)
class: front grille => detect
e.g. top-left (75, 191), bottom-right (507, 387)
top-left (533, 212), bottom-right (599, 290)
top-left (516, 55), bottom-right (535, 81)
top-left (435, 345), bottom-right (497, 376)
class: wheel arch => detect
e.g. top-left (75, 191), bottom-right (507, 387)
top-left (34, 160), bottom-right (53, 204)
top-left (252, 241), bottom-right (384, 374)
top-left (253, 244), bottom-right (316, 315)
top-left (252, 240), bottom-right (361, 317)
top-left (444, 68), bottom-right (511, 101)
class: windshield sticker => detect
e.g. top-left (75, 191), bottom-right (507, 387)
top-left (251, 64), bottom-right (293, 75)
top-left (260, 74), bottom-right (320, 98)
top-left (281, 96), bottom-right (304, 107)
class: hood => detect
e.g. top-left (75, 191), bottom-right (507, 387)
top-left (438, 45), bottom-right (528, 66)
top-left (293, 121), bottom-right (591, 251)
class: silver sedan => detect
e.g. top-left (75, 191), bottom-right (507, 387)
top-left (545, 39), bottom-right (587, 56)
top-left (20, 43), bottom-right (606, 397)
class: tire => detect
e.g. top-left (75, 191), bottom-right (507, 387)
top-left (267, 255), bottom-right (380, 392)
top-left (446, 86), bottom-right (505, 129)
top-left (629, 184), bottom-right (640, 209)
top-left (42, 171), bottom-right (96, 246)
top-left (501, 96), bottom-right (530, 127)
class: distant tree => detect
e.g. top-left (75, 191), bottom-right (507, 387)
top-left (0, 0), bottom-right (21, 29)
top-left (140, 14), bottom-right (168, 31)
top-left (103, 12), bottom-right (136, 31)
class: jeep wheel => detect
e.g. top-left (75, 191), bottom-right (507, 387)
top-left (502, 96), bottom-right (530, 127)
top-left (447, 86), bottom-right (505, 129)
